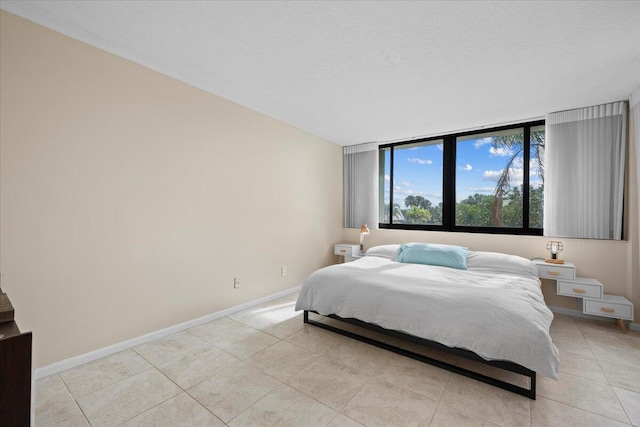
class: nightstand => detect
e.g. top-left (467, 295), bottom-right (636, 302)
top-left (533, 259), bottom-right (634, 332)
top-left (334, 244), bottom-right (362, 263)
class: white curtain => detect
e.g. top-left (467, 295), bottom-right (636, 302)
top-left (544, 102), bottom-right (627, 240)
top-left (631, 87), bottom-right (640, 246)
top-left (344, 143), bottom-right (379, 229)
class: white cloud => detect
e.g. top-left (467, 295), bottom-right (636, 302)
top-left (435, 144), bottom-right (443, 152)
top-left (512, 157), bottom-right (523, 168)
top-left (483, 168), bottom-right (524, 186)
top-left (407, 158), bottom-right (432, 165)
top-left (401, 181), bottom-right (411, 187)
top-left (482, 170), bottom-right (503, 182)
top-left (394, 186), bottom-right (414, 196)
top-left (467, 186), bottom-right (495, 193)
top-left (384, 174), bottom-right (390, 182)
top-left (458, 164), bottom-right (472, 171)
top-left (489, 146), bottom-right (514, 157)
top-left (473, 137), bottom-right (493, 148)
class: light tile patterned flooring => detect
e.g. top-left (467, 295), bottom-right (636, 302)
top-left (36, 292), bottom-right (640, 426)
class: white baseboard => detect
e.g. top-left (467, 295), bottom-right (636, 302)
top-left (547, 305), bottom-right (639, 331)
top-left (34, 285), bottom-right (301, 380)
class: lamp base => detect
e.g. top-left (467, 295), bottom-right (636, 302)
top-left (544, 258), bottom-right (565, 264)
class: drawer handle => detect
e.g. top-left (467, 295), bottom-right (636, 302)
top-left (548, 271), bottom-right (560, 276)
top-left (339, 249), bottom-right (346, 253)
top-left (572, 288), bottom-right (586, 294)
top-left (601, 307), bottom-right (616, 313)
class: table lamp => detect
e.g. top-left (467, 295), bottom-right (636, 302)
top-left (359, 224), bottom-right (370, 254)
top-left (545, 241), bottom-right (564, 264)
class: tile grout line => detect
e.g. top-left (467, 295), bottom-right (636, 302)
top-left (55, 374), bottom-right (93, 426)
top-left (112, 368), bottom-right (187, 426)
top-left (581, 323), bottom-right (637, 426)
top-left (111, 370), bottom-right (226, 425)
top-left (427, 361), bottom-right (457, 427)
top-left (581, 332), bottom-right (636, 426)
top-left (131, 330), bottom-right (209, 366)
top-left (84, 353), bottom-right (189, 426)
top-left (53, 349), bottom-right (152, 398)
top-left (183, 360), bottom-right (265, 424)
top-left (200, 328), bottom-right (354, 424)
top-left (541, 357), bottom-right (633, 424)
top-left (283, 357), bottom-right (367, 414)
top-left (429, 372), bottom-right (513, 427)
top-left (218, 382), bottom-right (287, 426)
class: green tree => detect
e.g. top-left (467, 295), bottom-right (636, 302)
top-left (529, 184), bottom-right (544, 228)
top-left (456, 194), bottom-right (493, 226)
top-left (406, 206), bottom-right (431, 224)
top-left (404, 195), bottom-right (432, 210)
top-left (404, 195), bottom-right (416, 208)
top-left (502, 186), bottom-right (523, 227)
top-left (429, 202), bottom-right (443, 224)
top-left (499, 184), bottom-right (545, 228)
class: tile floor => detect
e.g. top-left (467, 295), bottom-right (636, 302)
top-left (35, 293), bottom-right (640, 426)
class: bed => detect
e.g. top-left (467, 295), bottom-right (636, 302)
top-left (295, 244), bottom-right (559, 399)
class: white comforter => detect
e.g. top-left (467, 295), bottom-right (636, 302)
top-left (296, 256), bottom-right (559, 378)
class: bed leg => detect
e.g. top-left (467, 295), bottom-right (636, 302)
top-left (303, 311), bottom-right (309, 323)
top-left (530, 373), bottom-right (536, 400)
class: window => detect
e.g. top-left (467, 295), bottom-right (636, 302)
top-left (379, 121), bottom-right (544, 235)
top-left (380, 140), bottom-right (444, 225)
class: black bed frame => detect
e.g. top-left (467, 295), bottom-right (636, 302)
top-left (304, 310), bottom-right (536, 400)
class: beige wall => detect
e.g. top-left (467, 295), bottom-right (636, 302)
top-left (0, 11), bottom-right (343, 369)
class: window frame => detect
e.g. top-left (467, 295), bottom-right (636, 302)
top-left (379, 120), bottom-right (544, 236)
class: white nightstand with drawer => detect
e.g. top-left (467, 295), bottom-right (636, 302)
top-left (583, 295), bottom-right (634, 321)
top-left (334, 244), bottom-right (362, 263)
top-left (557, 277), bottom-right (603, 299)
top-left (536, 262), bottom-right (576, 281)
top-left (533, 259), bottom-right (633, 332)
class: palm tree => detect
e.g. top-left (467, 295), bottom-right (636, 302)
top-left (489, 130), bottom-right (545, 226)
top-left (404, 195), bottom-right (416, 208)
top-left (392, 203), bottom-right (404, 221)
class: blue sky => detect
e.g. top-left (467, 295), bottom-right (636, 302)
top-left (383, 133), bottom-right (543, 208)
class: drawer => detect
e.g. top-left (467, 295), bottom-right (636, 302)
top-left (334, 244), bottom-right (359, 257)
top-left (583, 296), bottom-right (633, 320)
top-left (557, 278), bottom-right (603, 299)
top-left (536, 263), bottom-right (575, 281)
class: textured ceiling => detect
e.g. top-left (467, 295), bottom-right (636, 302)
top-left (2, 1), bottom-right (639, 145)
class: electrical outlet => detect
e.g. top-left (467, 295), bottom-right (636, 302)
top-left (281, 266), bottom-right (287, 277)
top-left (233, 278), bottom-right (240, 288)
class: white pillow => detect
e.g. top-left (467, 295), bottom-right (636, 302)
top-left (365, 244), bottom-right (400, 260)
top-left (466, 250), bottom-right (539, 279)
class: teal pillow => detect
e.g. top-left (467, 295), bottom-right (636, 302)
top-left (396, 243), bottom-right (468, 270)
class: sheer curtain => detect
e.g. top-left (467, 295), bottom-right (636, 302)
top-left (344, 143), bottom-right (378, 229)
top-left (544, 102), bottom-right (627, 240)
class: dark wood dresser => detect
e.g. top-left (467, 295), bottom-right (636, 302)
top-left (0, 289), bottom-right (32, 426)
